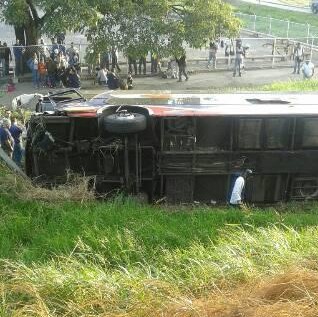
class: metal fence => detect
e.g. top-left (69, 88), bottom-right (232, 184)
top-left (236, 12), bottom-right (318, 43)
top-left (1, 36), bottom-right (318, 80)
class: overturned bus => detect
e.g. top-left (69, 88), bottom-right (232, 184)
top-left (25, 91), bottom-right (318, 204)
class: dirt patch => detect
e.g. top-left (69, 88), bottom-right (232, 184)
top-left (165, 269), bottom-right (318, 317)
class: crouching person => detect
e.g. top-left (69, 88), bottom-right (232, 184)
top-left (229, 169), bottom-right (253, 207)
top-left (301, 59), bottom-right (314, 80)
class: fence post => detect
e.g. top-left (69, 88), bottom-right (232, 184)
top-left (272, 38), bottom-right (276, 68)
top-left (269, 17), bottom-right (272, 36)
top-left (307, 24), bottom-right (310, 44)
top-left (254, 14), bottom-right (256, 32)
top-left (310, 37), bottom-right (314, 60)
top-left (286, 20), bottom-right (290, 39)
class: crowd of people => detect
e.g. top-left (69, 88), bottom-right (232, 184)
top-left (0, 110), bottom-right (25, 167)
top-left (1, 37), bottom-right (81, 89)
top-left (0, 35), bottom-right (317, 92)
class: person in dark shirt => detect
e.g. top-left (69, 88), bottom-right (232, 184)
top-left (13, 39), bottom-right (24, 76)
top-left (0, 118), bottom-right (14, 158)
top-left (3, 43), bottom-right (12, 76)
top-left (176, 54), bottom-right (189, 82)
top-left (67, 67), bottom-right (81, 88)
top-left (9, 117), bottom-right (23, 166)
top-left (107, 69), bottom-right (119, 89)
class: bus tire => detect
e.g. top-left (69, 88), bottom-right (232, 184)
top-left (104, 111), bottom-right (147, 134)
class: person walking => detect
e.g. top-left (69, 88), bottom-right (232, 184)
top-left (293, 42), bottom-right (304, 75)
top-left (176, 54), bottom-right (189, 82)
top-left (229, 169), bottom-right (253, 207)
top-left (207, 41), bottom-right (218, 69)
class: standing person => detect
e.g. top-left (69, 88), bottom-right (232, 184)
top-left (9, 117), bottom-right (23, 166)
top-left (151, 52), bottom-right (158, 73)
top-left (128, 55), bottom-right (137, 75)
top-left (233, 41), bottom-right (245, 77)
top-left (39, 38), bottom-right (48, 60)
top-left (111, 47), bottom-right (121, 72)
top-left (38, 58), bottom-right (47, 87)
top-left (301, 59), bottom-right (315, 79)
top-left (176, 54), bottom-right (189, 82)
top-left (13, 39), bottom-right (24, 76)
top-left (66, 67), bottom-right (81, 88)
top-left (96, 66), bottom-right (108, 86)
top-left (139, 53), bottom-right (147, 75)
top-left (3, 43), bottom-right (12, 76)
top-left (207, 41), bottom-right (218, 69)
top-left (31, 53), bottom-right (39, 88)
top-left (101, 51), bottom-right (111, 70)
top-left (229, 169), bottom-right (253, 206)
top-left (66, 42), bottom-right (79, 69)
top-left (0, 118), bottom-right (14, 159)
top-left (293, 42), bottom-right (304, 75)
top-left (0, 41), bottom-right (5, 76)
top-left (46, 57), bottom-right (57, 88)
top-left (127, 72), bottom-right (133, 89)
top-left (107, 69), bottom-right (120, 89)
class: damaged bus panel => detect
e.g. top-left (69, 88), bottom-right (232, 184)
top-left (25, 91), bottom-right (318, 203)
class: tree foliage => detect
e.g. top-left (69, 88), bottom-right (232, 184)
top-left (1, 0), bottom-right (240, 57)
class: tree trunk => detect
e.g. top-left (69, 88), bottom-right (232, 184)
top-left (14, 26), bottom-right (26, 45)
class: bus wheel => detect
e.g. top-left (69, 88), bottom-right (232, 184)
top-left (104, 110), bottom-right (147, 134)
top-left (299, 179), bottom-right (318, 199)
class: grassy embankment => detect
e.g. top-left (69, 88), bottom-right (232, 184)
top-left (2, 159), bottom-right (318, 316)
top-left (230, 0), bottom-right (318, 39)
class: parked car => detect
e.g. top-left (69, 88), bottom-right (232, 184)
top-left (24, 91), bottom-right (318, 204)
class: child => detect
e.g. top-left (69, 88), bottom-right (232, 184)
top-left (127, 73), bottom-right (133, 90)
top-left (38, 58), bottom-right (47, 87)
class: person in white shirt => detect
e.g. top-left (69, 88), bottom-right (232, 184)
top-left (230, 169), bottom-right (253, 206)
top-left (96, 67), bottom-right (108, 86)
top-left (301, 59), bottom-right (315, 79)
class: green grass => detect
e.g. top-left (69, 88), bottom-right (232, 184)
top-left (2, 193), bottom-right (318, 315)
top-left (229, 0), bottom-right (318, 39)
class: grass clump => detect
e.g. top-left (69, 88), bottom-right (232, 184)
top-left (261, 79), bottom-right (318, 91)
top-left (0, 162), bottom-right (94, 203)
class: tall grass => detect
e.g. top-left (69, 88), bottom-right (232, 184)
top-left (1, 191), bottom-right (318, 315)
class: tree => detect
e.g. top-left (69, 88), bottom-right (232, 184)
top-left (0, 0), bottom-right (240, 59)
top-left (87, 0), bottom-right (241, 59)
top-left (0, 0), bottom-right (96, 45)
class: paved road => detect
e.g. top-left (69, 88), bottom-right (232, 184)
top-left (0, 67), bottom-right (308, 108)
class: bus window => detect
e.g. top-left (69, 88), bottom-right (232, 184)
top-left (265, 118), bottom-right (289, 149)
top-left (238, 119), bottom-right (262, 149)
top-left (302, 119), bottom-right (318, 148)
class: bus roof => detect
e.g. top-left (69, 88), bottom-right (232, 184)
top-left (81, 92), bottom-right (318, 117)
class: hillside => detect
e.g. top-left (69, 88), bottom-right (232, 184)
top-left (0, 163), bottom-right (318, 316)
